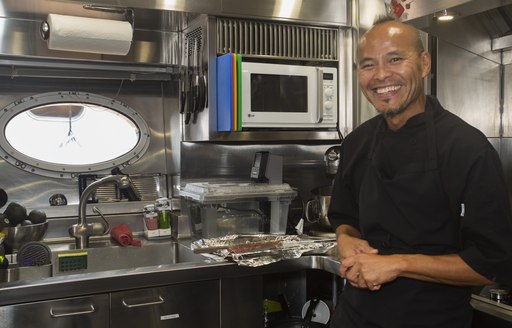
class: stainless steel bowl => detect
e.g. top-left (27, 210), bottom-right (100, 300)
top-left (4, 221), bottom-right (48, 251)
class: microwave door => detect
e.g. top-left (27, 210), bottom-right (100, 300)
top-left (241, 67), bottom-right (318, 127)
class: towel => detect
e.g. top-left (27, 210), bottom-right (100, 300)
top-left (110, 224), bottom-right (141, 247)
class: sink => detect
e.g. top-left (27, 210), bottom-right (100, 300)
top-left (0, 237), bottom-right (210, 284)
top-left (46, 237), bottom-right (207, 276)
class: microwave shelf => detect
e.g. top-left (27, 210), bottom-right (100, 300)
top-left (212, 130), bottom-right (341, 142)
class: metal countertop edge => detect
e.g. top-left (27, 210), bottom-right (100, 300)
top-left (471, 294), bottom-right (512, 322)
top-left (3, 254), bottom-right (507, 323)
top-left (0, 255), bottom-right (341, 307)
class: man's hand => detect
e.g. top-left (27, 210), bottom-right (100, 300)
top-left (336, 225), bottom-right (380, 290)
top-left (341, 253), bottom-right (404, 291)
top-left (336, 224), bottom-right (493, 290)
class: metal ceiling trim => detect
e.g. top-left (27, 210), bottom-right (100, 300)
top-left (493, 35), bottom-right (512, 51)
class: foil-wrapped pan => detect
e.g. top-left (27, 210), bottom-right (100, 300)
top-left (191, 234), bottom-right (336, 267)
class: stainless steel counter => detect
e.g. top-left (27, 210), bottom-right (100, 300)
top-left (0, 238), bottom-right (341, 307)
top-left (2, 237), bottom-right (511, 328)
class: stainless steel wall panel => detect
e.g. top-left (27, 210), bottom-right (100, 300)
top-left (504, 64), bottom-right (512, 136)
top-left (406, 1), bottom-right (512, 65)
top-left (61, 0), bottom-right (222, 17)
top-left (221, 0), bottom-right (348, 26)
top-left (406, 0), bottom-right (512, 27)
top-left (436, 40), bottom-right (501, 137)
top-left (353, 0), bottom-right (388, 128)
top-left (180, 141), bottom-right (339, 206)
top-left (413, 15), bottom-right (502, 65)
top-left (57, 0), bottom-right (349, 26)
top-left (0, 0), bottom-right (186, 67)
top-left (0, 77), bottom-right (178, 212)
top-left (502, 49), bottom-right (512, 66)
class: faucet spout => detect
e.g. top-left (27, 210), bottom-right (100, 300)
top-left (70, 174), bottom-right (135, 249)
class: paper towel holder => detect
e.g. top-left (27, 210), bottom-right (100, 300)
top-left (40, 5), bottom-right (135, 42)
top-left (82, 5), bottom-right (134, 28)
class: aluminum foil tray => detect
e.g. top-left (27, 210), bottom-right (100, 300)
top-left (191, 234), bottom-right (336, 267)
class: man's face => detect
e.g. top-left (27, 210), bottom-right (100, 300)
top-left (357, 22), bottom-right (430, 118)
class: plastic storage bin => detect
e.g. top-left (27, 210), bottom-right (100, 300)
top-left (180, 182), bottom-right (297, 238)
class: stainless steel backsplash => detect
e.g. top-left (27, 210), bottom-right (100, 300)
top-left (180, 141), bottom-right (341, 226)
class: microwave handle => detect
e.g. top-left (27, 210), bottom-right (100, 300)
top-left (316, 68), bottom-right (324, 123)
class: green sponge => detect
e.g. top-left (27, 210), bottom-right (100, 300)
top-left (58, 252), bottom-right (88, 272)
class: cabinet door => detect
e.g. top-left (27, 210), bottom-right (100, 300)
top-left (111, 280), bottom-right (220, 328)
top-left (0, 294), bottom-right (109, 328)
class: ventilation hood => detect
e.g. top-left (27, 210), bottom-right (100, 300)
top-left (405, 0), bottom-right (512, 64)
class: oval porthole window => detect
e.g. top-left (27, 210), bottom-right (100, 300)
top-left (0, 91), bottom-right (150, 178)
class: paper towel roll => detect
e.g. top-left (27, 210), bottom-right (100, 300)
top-left (44, 14), bottom-right (133, 56)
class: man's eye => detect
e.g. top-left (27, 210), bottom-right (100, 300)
top-left (360, 63), bottom-right (374, 69)
top-left (390, 57), bottom-right (403, 63)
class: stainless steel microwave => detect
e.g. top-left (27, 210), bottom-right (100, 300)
top-left (241, 62), bottom-right (337, 129)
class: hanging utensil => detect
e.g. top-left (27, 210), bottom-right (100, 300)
top-left (197, 38), bottom-right (207, 112)
top-left (185, 38), bottom-right (194, 125)
top-left (191, 39), bottom-right (201, 124)
top-left (202, 41), bottom-right (208, 109)
top-left (180, 38), bottom-right (188, 117)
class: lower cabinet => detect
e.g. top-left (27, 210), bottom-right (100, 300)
top-left (0, 294), bottom-right (110, 328)
top-left (110, 279), bottom-right (220, 328)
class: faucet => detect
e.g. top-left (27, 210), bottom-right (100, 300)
top-left (69, 174), bottom-right (138, 249)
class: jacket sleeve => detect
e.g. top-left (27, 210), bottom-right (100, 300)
top-left (457, 144), bottom-right (512, 286)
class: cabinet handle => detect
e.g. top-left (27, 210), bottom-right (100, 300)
top-left (50, 304), bottom-right (96, 318)
top-left (122, 296), bottom-right (165, 308)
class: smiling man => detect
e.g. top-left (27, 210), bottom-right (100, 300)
top-left (328, 16), bottom-right (512, 327)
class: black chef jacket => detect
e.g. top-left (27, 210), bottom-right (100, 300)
top-left (328, 96), bottom-right (512, 327)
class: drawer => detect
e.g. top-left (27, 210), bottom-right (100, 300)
top-left (0, 294), bottom-right (109, 328)
top-left (111, 280), bottom-right (220, 328)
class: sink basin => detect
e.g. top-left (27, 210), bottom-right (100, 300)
top-left (46, 238), bottom-right (207, 276)
top-left (0, 238), bottom-right (210, 284)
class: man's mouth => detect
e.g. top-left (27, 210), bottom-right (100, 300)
top-left (374, 85), bottom-right (401, 94)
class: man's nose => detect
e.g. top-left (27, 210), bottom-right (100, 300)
top-left (374, 64), bottom-right (392, 80)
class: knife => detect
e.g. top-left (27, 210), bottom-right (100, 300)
top-left (184, 39), bottom-right (193, 125)
top-left (180, 39), bottom-right (188, 115)
top-left (197, 39), bottom-right (207, 113)
top-left (192, 39), bottom-right (201, 124)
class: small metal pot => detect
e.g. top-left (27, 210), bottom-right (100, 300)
top-left (305, 186), bottom-right (332, 229)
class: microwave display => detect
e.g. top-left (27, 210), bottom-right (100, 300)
top-left (323, 73), bottom-right (334, 80)
top-left (250, 74), bottom-right (307, 113)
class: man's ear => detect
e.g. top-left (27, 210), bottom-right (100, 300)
top-left (420, 51), bottom-right (431, 78)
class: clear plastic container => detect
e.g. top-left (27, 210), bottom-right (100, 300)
top-left (181, 182), bottom-right (297, 238)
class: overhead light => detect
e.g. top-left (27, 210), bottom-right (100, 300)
top-left (434, 9), bottom-right (458, 21)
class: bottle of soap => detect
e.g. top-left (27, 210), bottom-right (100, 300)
top-left (143, 204), bottom-right (158, 231)
top-left (155, 197), bottom-right (171, 236)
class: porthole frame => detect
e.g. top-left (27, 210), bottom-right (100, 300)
top-left (0, 91), bottom-right (151, 179)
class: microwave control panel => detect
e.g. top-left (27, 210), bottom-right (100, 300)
top-left (321, 70), bottom-right (337, 124)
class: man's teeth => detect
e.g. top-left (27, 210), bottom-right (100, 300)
top-left (376, 85), bottom-right (400, 94)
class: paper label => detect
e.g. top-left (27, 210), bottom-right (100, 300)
top-left (161, 313), bottom-right (180, 321)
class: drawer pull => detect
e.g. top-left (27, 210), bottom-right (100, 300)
top-left (50, 304), bottom-right (96, 318)
top-left (122, 296), bottom-right (165, 308)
